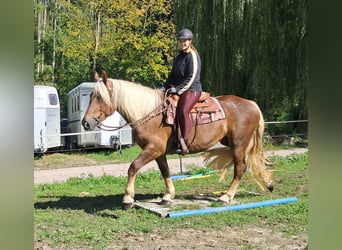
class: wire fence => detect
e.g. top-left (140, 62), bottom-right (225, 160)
top-left (263, 120), bottom-right (308, 146)
top-left (265, 120), bottom-right (308, 124)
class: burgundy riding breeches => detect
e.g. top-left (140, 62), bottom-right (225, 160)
top-left (176, 90), bottom-right (202, 141)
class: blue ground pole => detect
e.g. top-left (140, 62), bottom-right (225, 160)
top-left (167, 197), bottom-right (298, 218)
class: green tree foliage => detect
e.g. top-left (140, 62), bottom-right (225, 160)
top-left (34, 0), bottom-right (176, 115)
top-left (96, 0), bottom-right (176, 84)
top-left (174, 0), bottom-right (308, 125)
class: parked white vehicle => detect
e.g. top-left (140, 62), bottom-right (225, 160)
top-left (34, 85), bottom-right (61, 153)
top-left (66, 82), bottom-right (133, 149)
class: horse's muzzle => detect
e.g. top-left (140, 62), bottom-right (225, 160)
top-left (82, 118), bottom-right (97, 131)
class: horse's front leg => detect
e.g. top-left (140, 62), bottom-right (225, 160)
top-left (122, 146), bottom-right (161, 210)
top-left (155, 155), bottom-right (175, 205)
top-left (123, 158), bottom-right (149, 209)
top-left (122, 164), bottom-right (137, 209)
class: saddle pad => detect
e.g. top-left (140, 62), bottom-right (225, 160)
top-left (165, 97), bottom-right (226, 126)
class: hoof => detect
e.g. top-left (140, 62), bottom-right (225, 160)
top-left (123, 203), bottom-right (134, 210)
top-left (159, 199), bottom-right (172, 206)
top-left (217, 194), bottom-right (231, 206)
top-left (217, 199), bottom-right (229, 206)
top-left (268, 184), bottom-right (274, 192)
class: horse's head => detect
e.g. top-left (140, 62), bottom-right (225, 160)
top-left (82, 80), bottom-right (115, 131)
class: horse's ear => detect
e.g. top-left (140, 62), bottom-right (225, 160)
top-left (101, 70), bottom-right (108, 85)
top-left (101, 70), bottom-right (112, 97)
top-left (106, 79), bottom-right (113, 97)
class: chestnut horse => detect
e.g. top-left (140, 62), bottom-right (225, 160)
top-left (82, 73), bottom-right (274, 209)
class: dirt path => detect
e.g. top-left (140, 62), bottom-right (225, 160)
top-left (34, 148), bottom-right (307, 185)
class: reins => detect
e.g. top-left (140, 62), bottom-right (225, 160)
top-left (96, 90), bottom-right (172, 131)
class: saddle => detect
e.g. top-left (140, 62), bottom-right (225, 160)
top-left (165, 92), bottom-right (226, 126)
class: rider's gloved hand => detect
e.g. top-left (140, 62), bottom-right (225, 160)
top-left (169, 87), bottom-right (177, 94)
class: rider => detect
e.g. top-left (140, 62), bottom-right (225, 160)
top-left (160, 28), bottom-right (202, 155)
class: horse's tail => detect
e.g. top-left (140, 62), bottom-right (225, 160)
top-left (202, 147), bottom-right (235, 183)
top-left (202, 102), bottom-right (274, 191)
top-left (245, 102), bottom-right (274, 191)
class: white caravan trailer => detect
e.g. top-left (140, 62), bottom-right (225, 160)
top-left (34, 85), bottom-right (61, 153)
top-left (66, 82), bottom-right (133, 149)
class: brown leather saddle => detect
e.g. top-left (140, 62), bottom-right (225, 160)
top-left (165, 92), bottom-right (226, 125)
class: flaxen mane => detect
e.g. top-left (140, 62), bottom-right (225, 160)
top-left (94, 79), bottom-right (163, 122)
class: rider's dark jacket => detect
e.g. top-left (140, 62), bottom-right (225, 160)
top-left (164, 50), bottom-right (202, 95)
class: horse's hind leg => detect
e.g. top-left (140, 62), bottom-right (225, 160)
top-left (155, 155), bottom-right (175, 205)
top-left (218, 144), bottom-right (248, 205)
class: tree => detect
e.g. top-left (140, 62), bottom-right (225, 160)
top-left (34, 0), bottom-right (176, 116)
top-left (174, 0), bottom-right (308, 125)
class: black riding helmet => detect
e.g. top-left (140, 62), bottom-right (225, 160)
top-left (177, 29), bottom-right (193, 40)
top-left (95, 65), bottom-right (104, 75)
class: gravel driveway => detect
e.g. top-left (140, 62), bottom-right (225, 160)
top-left (34, 148), bottom-right (307, 185)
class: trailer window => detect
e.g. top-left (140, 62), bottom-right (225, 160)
top-left (72, 96), bottom-right (75, 113)
top-left (49, 94), bottom-right (58, 105)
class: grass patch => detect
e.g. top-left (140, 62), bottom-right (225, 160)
top-left (35, 152), bottom-right (308, 249)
